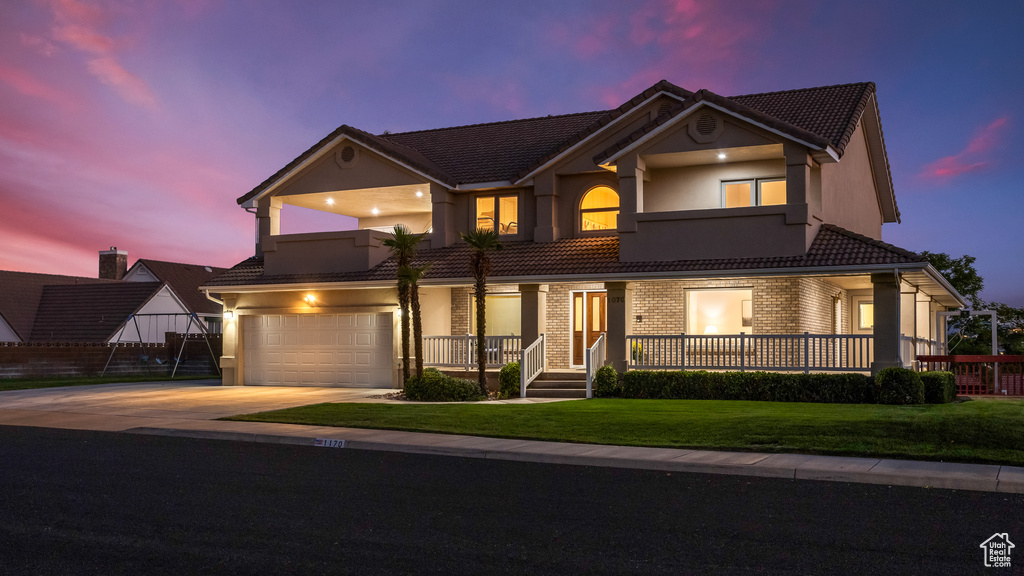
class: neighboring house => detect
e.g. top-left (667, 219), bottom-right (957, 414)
top-left (122, 258), bottom-right (227, 334)
top-left (203, 80), bottom-right (965, 388)
top-left (0, 249), bottom-right (225, 344)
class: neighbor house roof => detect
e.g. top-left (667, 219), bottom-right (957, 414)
top-left (205, 224), bottom-right (925, 289)
top-left (237, 80), bottom-right (878, 204)
top-left (0, 271), bottom-right (116, 341)
top-left (28, 282), bottom-right (165, 343)
top-left (130, 259), bottom-right (227, 316)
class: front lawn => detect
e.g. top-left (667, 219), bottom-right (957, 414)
top-left (224, 398), bottom-right (1024, 466)
top-left (0, 374), bottom-right (220, 392)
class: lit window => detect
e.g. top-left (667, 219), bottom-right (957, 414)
top-left (687, 289), bottom-right (753, 335)
top-left (858, 302), bottom-right (874, 330)
top-left (580, 186), bottom-right (619, 231)
top-left (475, 195), bottom-right (518, 235)
top-left (721, 178), bottom-right (786, 208)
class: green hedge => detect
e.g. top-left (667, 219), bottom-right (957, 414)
top-left (617, 369), bottom-right (874, 403)
top-left (593, 365), bottom-right (620, 397)
top-left (873, 367), bottom-right (925, 405)
top-left (498, 362), bottom-right (521, 399)
top-left (405, 368), bottom-right (484, 402)
top-left (920, 370), bottom-right (957, 404)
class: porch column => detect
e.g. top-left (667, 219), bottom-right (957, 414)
top-left (220, 294), bottom-right (242, 386)
top-left (430, 182), bottom-right (456, 249)
top-left (518, 284), bottom-right (548, 348)
top-left (605, 282), bottom-right (633, 373)
top-left (871, 271), bottom-right (902, 374)
top-left (255, 197), bottom-right (282, 258)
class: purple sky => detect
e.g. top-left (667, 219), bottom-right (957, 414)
top-left (1, 0), bottom-right (1022, 306)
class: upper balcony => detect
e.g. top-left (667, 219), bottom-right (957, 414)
top-left (613, 142), bottom-right (822, 262)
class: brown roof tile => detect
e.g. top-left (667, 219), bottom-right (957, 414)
top-left (0, 271), bottom-right (116, 341)
top-left (132, 259), bottom-right (228, 315)
top-left (237, 80), bottom-right (875, 204)
top-left (204, 225), bottom-right (924, 288)
top-left (29, 282), bottom-right (164, 343)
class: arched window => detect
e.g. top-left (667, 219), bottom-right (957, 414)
top-left (580, 186), bottom-right (619, 232)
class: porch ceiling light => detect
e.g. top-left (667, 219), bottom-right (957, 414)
top-left (717, 153), bottom-right (726, 160)
top-left (371, 207), bottom-right (379, 215)
top-left (326, 197), bottom-right (335, 206)
top-left (415, 190), bottom-right (423, 197)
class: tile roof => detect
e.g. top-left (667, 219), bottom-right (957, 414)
top-left (29, 282), bottom-right (164, 343)
top-left (237, 80), bottom-right (877, 204)
top-left (0, 271), bottom-right (116, 341)
top-left (204, 225), bottom-right (925, 289)
top-left (132, 259), bottom-right (228, 315)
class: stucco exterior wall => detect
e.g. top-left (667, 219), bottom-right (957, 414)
top-left (820, 121), bottom-right (884, 239)
top-left (644, 159), bottom-right (786, 213)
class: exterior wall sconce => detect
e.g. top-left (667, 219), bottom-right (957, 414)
top-left (224, 310), bottom-right (235, 320)
top-left (304, 294), bottom-right (317, 305)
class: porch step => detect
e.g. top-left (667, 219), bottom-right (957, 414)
top-left (525, 378), bottom-right (588, 399)
top-left (525, 386), bottom-right (588, 399)
top-left (533, 371), bottom-right (586, 381)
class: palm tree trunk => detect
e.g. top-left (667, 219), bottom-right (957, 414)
top-left (398, 282), bottom-right (411, 385)
top-left (410, 280), bottom-right (424, 378)
top-left (475, 276), bottom-right (487, 396)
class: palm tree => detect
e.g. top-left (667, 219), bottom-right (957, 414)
top-left (382, 225), bottom-right (424, 384)
top-left (399, 263), bottom-right (430, 378)
top-left (460, 228), bottom-right (502, 396)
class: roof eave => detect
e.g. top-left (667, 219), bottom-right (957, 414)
top-left (861, 93), bottom-right (899, 223)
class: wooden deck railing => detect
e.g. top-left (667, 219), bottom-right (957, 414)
top-left (918, 355), bottom-right (1024, 396)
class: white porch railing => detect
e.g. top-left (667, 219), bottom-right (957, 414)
top-left (423, 334), bottom-right (521, 370)
top-left (900, 336), bottom-right (942, 368)
top-left (585, 333), bottom-right (606, 399)
top-left (627, 333), bottom-right (874, 373)
top-left (520, 334), bottom-right (546, 398)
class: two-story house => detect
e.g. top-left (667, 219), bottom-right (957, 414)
top-left (203, 80), bottom-right (964, 388)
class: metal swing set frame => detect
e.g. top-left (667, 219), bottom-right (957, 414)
top-left (101, 312), bottom-right (221, 378)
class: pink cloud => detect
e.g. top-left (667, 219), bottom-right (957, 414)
top-left (0, 61), bottom-right (75, 108)
top-left (19, 33), bottom-right (60, 56)
top-left (53, 23), bottom-right (116, 53)
top-left (919, 116), bottom-right (1010, 180)
top-left (87, 57), bottom-right (157, 108)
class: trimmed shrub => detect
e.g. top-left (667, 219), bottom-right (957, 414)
top-left (921, 370), bottom-right (957, 404)
top-left (405, 368), bottom-right (483, 402)
top-left (592, 365), bottom-right (621, 397)
top-left (873, 367), bottom-right (925, 405)
top-left (498, 362), bottom-right (521, 399)
top-left (620, 370), bottom-right (873, 403)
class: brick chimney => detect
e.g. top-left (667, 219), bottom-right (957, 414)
top-left (99, 247), bottom-right (128, 280)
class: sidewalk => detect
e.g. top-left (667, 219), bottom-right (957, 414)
top-left (1, 381), bottom-right (1022, 494)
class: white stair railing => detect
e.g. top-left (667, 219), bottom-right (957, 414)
top-left (520, 333), bottom-right (546, 398)
top-left (585, 333), bottom-right (606, 399)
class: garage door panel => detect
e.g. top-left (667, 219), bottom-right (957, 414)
top-left (244, 313), bottom-right (392, 387)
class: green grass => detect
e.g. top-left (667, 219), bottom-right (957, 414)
top-left (225, 398), bottom-right (1024, 466)
top-left (0, 374), bottom-right (220, 392)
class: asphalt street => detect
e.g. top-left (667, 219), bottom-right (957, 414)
top-left (1, 425), bottom-right (1022, 575)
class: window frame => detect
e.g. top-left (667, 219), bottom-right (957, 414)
top-left (578, 185), bottom-right (620, 234)
top-left (720, 177), bottom-right (787, 208)
top-left (474, 194), bottom-right (519, 236)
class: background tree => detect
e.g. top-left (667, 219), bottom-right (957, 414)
top-left (461, 228), bottom-right (502, 396)
top-left (382, 225), bottom-right (424, 384)
top-left (398, 263), bottom-right (430, 378)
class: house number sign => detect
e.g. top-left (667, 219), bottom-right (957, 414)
top-left (608, 296), bottom-right (626, 303)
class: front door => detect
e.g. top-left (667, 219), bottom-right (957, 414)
top-left (572, 291), bottom-right (606, 366)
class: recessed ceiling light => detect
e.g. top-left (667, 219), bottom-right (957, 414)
top-left (371, 207), bottom-right (379, 215)
top-left (415, 190), bottom-right (423, 197)
top-left (717, 153), bottom-right (726, 160)
top-left (326, 198), bottom-right (335, 205)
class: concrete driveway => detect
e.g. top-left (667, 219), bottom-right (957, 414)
top-left (0, 381), bottom-right (393, 432)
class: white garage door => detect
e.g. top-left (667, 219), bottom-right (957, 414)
top-left (243, 313), bottom-right (393, 387)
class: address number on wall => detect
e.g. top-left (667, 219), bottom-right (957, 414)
top-left (608, 297), bottom-right (627, 303)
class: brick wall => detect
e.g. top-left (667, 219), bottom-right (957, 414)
top-left (0, 335), bottom-right (222, 378)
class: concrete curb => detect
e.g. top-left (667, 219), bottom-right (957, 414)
top-left (127, 426), bottom-right (1024, 494)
